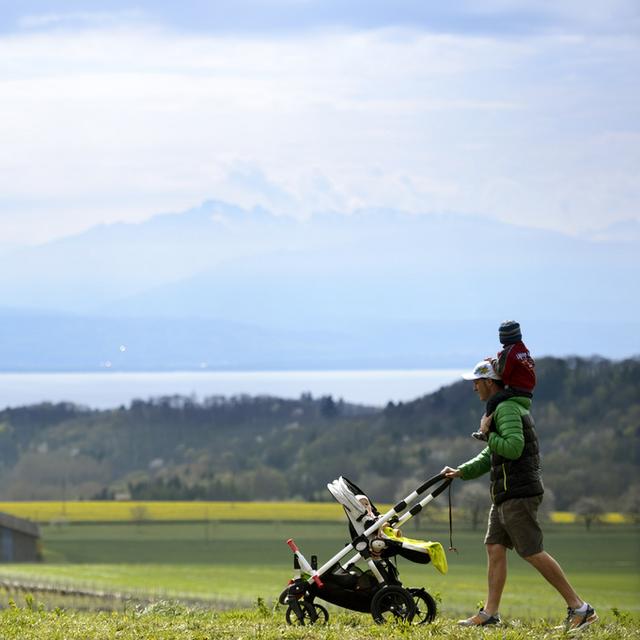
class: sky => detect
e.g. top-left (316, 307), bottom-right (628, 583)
top-left (1, 1), bottom-right (639, 246)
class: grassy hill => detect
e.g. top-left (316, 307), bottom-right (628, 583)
top-left (0, 356), bottom-right (638, 510)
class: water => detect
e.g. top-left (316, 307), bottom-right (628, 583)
top-left (0, 369), bottom-right (465, 409)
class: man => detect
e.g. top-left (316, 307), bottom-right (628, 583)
top-left (441, 358), bottom-right (597, 633)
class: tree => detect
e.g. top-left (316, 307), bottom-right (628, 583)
top-left (621, 484), bottom-right (640, 524)
top-left (538, 487), bottom-right (556, 523)
top-left (458, 483), bottom-right (491, 531)
top-left (320, 396), bottom-right (338, 419)
top-left (130, 505), bottom-right (150, 528)
top-left (574, 497), bottom-right (605, 531)
top-left (239, 467), bottom-right (288, 500)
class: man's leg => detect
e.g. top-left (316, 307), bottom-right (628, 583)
top-left (507, 498), bottom-right (598, 632)
top-left (524, 551), bottom-right (598, 632)
top-left (485, 543), bottom-right (508, 615)
top-left (457, 505), bottom-right (508, 626)
top-left (523, 551), bottom-right (581, 608)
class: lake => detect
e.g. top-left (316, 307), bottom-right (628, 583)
top-left (0, 369), bottom-right (465, 409)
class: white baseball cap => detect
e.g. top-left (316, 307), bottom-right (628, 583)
top-left (462, 359), bottom-right (501, 381)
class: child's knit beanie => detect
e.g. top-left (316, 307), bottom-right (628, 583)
top-left (499, 320), bottom-right (522, 345)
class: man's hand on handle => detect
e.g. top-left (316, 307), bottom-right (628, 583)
top-left (441, 466), bottom-right (462, 479)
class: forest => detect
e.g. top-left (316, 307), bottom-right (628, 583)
top-left (0, 356), bottom-right (638, 511)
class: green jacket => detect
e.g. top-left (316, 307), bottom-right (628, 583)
top-left (459, 396), bottom-right (543, 504)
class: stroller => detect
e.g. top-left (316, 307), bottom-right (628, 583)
top-left (280, 473), bottom-right (452, 625)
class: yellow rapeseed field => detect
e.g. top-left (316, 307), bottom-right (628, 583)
top-left (549, 511), bottom-right (629, 524)
top-left (0, 501), bottom-right (630, 524)
top-left (0, 501), bottom-right (351, 523)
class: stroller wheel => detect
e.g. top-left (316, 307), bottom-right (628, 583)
top-left (285, 601), bottom-right (329, 626)
top-left (370, 585), bottom-right (416, 624)
top-left (409, 588), bottom-right (437, 624)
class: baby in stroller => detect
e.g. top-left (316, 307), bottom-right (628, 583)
top-left (280, 473), bottom-right (451, 625)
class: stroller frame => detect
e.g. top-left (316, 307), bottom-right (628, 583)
top-left (282, 472), bottom-right (451, 625)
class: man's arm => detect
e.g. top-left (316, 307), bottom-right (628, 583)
top-left (487, 402), bottom-right (525, 459)
top-left (441, 401), bottom-right (526, 479)
top-left (458, 447), bottom-right (491, 479)
top-left (442, 447), bottom-right (491, 481)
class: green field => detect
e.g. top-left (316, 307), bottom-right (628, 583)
top-left (1, 520), bottom-right (638, 622)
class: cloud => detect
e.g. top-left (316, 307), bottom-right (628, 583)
top-left (10, 1), bottom-right (640, 37)
top-left (18, 10), bottom-right (146, 30)
top-left (0, 23), bottom-right (638, 244)
top-left (460, 0), bottom-right (640, 34)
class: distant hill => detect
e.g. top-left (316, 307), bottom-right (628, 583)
top-left (1, 200), bottom-right (639, 370)
top-left (0, 356), bottom-right (637, 510)
top-left (3, 201), bottom-right (636, 327)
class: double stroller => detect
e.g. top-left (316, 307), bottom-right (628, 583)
top-left (280, 473), bottom-right (452, 625)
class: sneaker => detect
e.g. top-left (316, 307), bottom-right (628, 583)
top-left (457, 608), bottom-right (501, 626)
top-left (564, 604), bottom-right (598, 634)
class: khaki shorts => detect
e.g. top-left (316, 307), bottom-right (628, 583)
top-left (484, 495), bottom-right (544, 558)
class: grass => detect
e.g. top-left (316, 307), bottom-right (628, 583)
top-left (1, 521), bottom-right (638, 619)
top-left (1, 521), bottom-right (638, 639)
top-left (0, 601), bottom-right (639, 640)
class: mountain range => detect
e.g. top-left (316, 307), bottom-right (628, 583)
top-left (2, 201), bottom-right (638, 371)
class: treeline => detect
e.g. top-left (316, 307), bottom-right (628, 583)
top-left (0, 356), bottom-right (638, 510)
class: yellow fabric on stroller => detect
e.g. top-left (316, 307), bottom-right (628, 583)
top-left (381, 526), bottom-right (448, 575)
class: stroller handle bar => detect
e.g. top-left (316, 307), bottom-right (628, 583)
top-left (393, 473), bottom-right (452, 527)
top-left (392, 473), bottom-right (451, 516)
top-left (306, 472), bottom-right (453, 584)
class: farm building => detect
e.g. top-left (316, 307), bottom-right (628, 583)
top-left (0, 512), bottom-right (41, 562)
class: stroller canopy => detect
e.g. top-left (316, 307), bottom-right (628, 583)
top-left (327, 476), bottom-right (380, 536)
top-left (327, 476), bottom-right (448, 574)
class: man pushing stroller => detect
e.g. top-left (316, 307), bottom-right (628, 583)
top-left (441, 346), bottom-right (597, 633)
